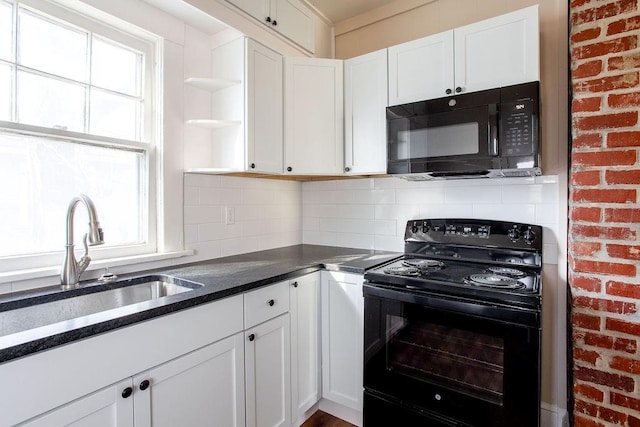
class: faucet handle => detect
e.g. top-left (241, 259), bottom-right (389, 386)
top-left (77, 234), bottom-right (91, 277)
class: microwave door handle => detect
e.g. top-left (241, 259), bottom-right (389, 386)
top-left (489, 107), bottom-right (499, 156)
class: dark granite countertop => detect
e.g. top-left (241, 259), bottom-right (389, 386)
top-left (0, 245), bottom-right (400, 364)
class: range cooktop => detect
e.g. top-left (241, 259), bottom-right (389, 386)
top-left (364, 219), bottom-right (543, 309)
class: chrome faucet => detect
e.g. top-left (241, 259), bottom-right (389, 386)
top-left (60, 194), bottom-right (104, 289)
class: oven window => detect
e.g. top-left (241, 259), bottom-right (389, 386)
top-left (385, 315), bottom-right (505, 404)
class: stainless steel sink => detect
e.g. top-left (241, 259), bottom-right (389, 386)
top-left (0, 276), bottom-right (202, 337)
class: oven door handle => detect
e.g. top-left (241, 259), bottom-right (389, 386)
top-left (363, 283), bottom-right (539, 327)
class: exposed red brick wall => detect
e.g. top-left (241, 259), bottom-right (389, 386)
top-left (570, 0), bottom-right (640, 426)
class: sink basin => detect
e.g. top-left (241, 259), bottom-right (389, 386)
top-left (0, 276), bottom-right (202, 337)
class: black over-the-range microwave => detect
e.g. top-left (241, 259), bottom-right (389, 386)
top-left (386, 81), bottom-right (541, 180)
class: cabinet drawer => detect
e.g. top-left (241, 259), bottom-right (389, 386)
top-left (244, 281), bottom-right (290, 329)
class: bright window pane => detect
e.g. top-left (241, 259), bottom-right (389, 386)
top-left (17, 71), bottom-right (85, 131)
top-left (0, 63), bottom-right (10, 120)
top-left (92, 37), bottom-right (141, 96)
top-left (0, 131), bottom-right (144, 257)
top-left (18, 9), bottom-right (88, 82)
top-left (0, 1), bottom-right (12, 62)
top-left (90, 89), bottom-right (139, 140)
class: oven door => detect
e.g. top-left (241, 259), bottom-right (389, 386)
top-left (386, 92), bottom-right (500, 177)
top-left (363, 283), bottom-right (540, 427)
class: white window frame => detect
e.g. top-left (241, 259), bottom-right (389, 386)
top-left (0, 0), bottom-right (161, 274)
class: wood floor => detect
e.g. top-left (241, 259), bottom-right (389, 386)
top-left (301, 410), bottom-right (355, 427)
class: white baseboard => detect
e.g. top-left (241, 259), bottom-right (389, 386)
top-left (541, 402), bottom-right (568, 427)
top-left (318, 398), bottom-right (363, 426)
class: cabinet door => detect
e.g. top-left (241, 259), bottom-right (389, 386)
top-left (20, 379), bottom-right (134, 427)
top-left (246, 314), bottom-right (292, 427)
top-left (387, 31), bottom-right (454, 105)
top-left (226, 0), bottom-right (271, 23)
top-left (290, 274), bottom-right (321, 423)
top-left (284, 57), bottom-right (343, 175)
top-left (272, 0), bottom-right (315, 53)
top-left (344, 49), bottom-right (388, 175)
top-left (246, 39), bottom-right (283, 174)
top-left (133, 333), bottom-right (245, 427)
top-left (321, 271), bottom-right (364, 412)
top-left (454, 5), bottom-right (539, 93)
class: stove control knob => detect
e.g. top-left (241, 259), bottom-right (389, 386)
top-left (523, 228), bottom-right (536, 244)
top-left (422, 221), bottom-right (429, 233)
top-left (508, 228), bottom-right (521, 242)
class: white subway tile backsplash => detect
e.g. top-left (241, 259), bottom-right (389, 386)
top-left (373, 219), bottom-right (397, 236)
top-left (374, 234), bottom-right (404, 252)
top-left (198, 222), bottom-right (242, 241)
top-left (184, 186), bottom-right (199, 205)
top-left (444, 185), bottom-right (502, 204)
top-left (184, 205), bottom-right (222, 225)
top-left (535, 204), bottom-right (561, 224)
top-left (302, 176), bottom-right (560, 264)
top-left (309, 204), bottom-right (376, 220)
top-left (335, 178), bottom-right (375, 190)
top-left (418, 203), bottom-right (474, 218)
top-left (396, 187), bottom-right (446, 205)
top-left (183, 173), bottom-right (559, 266)
top-left (184, 173), bottom-right (303, 260)
top-left (375, 204), bottom-right (420, 220)
top-left (184, 173), bottom-right (221, 188)
top-left (199, 187), bottom-right (242, 205)
top-left (472, 204), bottom-right (536, 223)
top-left (318, 218), bottom-right (374, 234)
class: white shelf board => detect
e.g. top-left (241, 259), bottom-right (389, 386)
top-left (184, 77), bottom-right (240, 92)
top-left (185, 119), bottom-right (241, 129)
top-left (184, 168), bottom-right (243, 174)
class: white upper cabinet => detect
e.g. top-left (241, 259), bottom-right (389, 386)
top-left (246, 39), bottom-right (284, 174)
top-left (387, 5), bottom-right (539, 105)
top-left (344, 49), bottom-right (388, 175)
top-left (455, 5), bottom-right (539, 94)
top-left (387, 31), bottom-right (454, 106)
top-left (185, 37), bottom-right (283, 174)
top-left (284, 57), bottom-right (344, 175)
top-left (226, 0), bottom-right (315, 53)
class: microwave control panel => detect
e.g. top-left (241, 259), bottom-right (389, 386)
top-left (502, 99), bottom-right (534, 156)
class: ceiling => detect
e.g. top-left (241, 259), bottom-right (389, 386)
top-left (306, 0), bottom-right (397, 23)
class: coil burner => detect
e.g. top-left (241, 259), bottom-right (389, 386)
top-left (384, 265), bottom-right (421, 277)
top-left (485, 266), bottom-right (526, 278)
top-left (403, 259), bottom-right (446, 272)
top-left (464, 273), bottom-right (526, 290)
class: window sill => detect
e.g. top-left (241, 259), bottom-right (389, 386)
top-left (0, 250), bottom-right (195, 286)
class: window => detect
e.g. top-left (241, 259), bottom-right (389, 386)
top-left (0, 0), bottom-right (158, 272)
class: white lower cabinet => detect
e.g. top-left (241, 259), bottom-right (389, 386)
top-left (22, 334), bottom-right (246, 427)
top-left (290, 274), bottom-right (321, 425)
top-left (245, 314), bottom-right (292, 427)
top-left (134, 333), bottom-right (246, 427)
top-left (6, 270), bottom-right (358, 427)
top-left (21, 379), bottom-right (134, 427)
top-left (321, 271), bottom-right (364, 412)
top-left (7, 295), bottom-right (245, 427)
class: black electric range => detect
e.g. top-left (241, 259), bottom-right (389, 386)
top-left (363, 218), bottom-right (544, 427)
